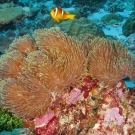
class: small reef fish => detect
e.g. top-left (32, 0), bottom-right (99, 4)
top-left (50, 7), bottom-right (76, 22)
top-left (113, 23), bottom-right (120, 27)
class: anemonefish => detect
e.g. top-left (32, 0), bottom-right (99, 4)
top-left (50, 7), bottom-right (76, 22)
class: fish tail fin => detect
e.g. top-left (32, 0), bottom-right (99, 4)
top-left (67, 14), bottom-right (76, 20)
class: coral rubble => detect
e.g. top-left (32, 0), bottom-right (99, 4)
top-left (0, 28), bottom-right (135, 134)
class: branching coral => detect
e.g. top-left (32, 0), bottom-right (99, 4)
top-left (87, 37), bottom-right (135, 88)
top-left (0, 28), bottom-right (87, 119)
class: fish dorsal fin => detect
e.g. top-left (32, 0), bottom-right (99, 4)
top-left (65, 10), bottom-right (70, 15)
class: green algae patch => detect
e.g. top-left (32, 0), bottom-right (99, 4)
top-left (0, 108), bottom-right (23, 131)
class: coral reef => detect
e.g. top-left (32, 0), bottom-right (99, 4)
top-left (32, 78), bottom-right (135, 134)
top-left (0, 1), bottom-right (50, 54)
top-left (101, 13), bottom-right (123, 25)
top-left (47, 17), bottom-right (105, 38)
top-left (78, 6), bottom-right (90, 18)
top-left (0, 7), bottom-right (23, 26)
top-left (0, 28), bottom-right (135, 134)
top-left (0, 0), bottom-right (12, 3)
top-left (0, 3), bottom-right (40, 27)
top-left (104, 0), bottom-right (135, 12)
top-left (123, 33), bottom-right (135, 58)
top-left (87, 81), bottom-right (135, 135)
top-left (122, 11), bottom-right (135, 36)
top-left (72, 0), bottom-right (107, 13)
top-left (53, 0), bottom-right (71, 7)
top-left (104, 0), bottom-right (124, 12)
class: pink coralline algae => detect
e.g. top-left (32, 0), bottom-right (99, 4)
top-left (34, 116), bottom-right (59, 135)
top-left (31, 77), bottom-right (135, 135)
top-left (104, 107), bottom-right (124, 125)
top-left (34, 111), bottom-right (55, 128)
top-left (87, 81), bottom-right (135, 135)
top-left (62, 88), bottom-right (84, 105)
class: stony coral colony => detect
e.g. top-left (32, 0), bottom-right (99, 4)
top-left (0, 28), bottom-right (135, 134)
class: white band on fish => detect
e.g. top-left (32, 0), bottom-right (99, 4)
top-left (54, 7), bottom-right (58, 17)
top-left (62, 9), bottom-right (64, 16)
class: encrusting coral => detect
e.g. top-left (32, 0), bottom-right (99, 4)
top-left (0, 28), bottom-right (135, 134)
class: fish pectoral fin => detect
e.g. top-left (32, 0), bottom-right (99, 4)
top-left (54, 19), bottom-right (60, 22)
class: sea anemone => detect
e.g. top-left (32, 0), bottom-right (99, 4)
top-left (1, 78), bottom-right (53, 119)
top-left (7, 34), bottom-right (37, 55)
top-left (32, 28), bottom-right (87, 91)
top-left (0, 28), bottom-right (87, 119)
top-left (87, 37), bottom-right (135, 88)
top-left (0, 50), bottom-right (24, 79)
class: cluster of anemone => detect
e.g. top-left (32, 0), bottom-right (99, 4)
top-left (0, 28), bottom-right (134, 119)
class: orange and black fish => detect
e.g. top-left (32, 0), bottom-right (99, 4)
top-left (50, 7), bottom-right (76, 22)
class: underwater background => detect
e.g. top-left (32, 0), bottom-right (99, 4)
top-left (0, 0), bottom-right (135, 135)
